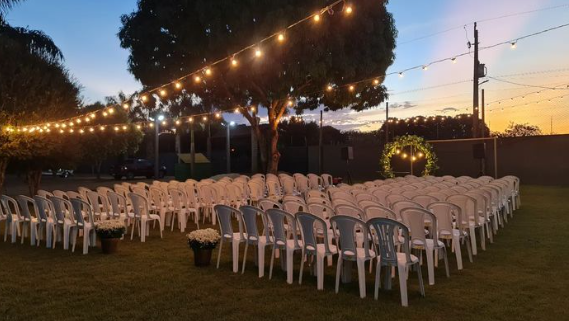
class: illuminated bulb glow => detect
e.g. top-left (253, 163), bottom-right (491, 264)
top-left (277, 33), bottom-right (285, 42)
top-left (314, 14), bottom-right (320, 22)
top-left (234, 108), bottom-right (240, 113)
top-left (194, 75), bottom-right (201, 83)
top-left (89, 128), bottom-right (94, 132)
top-left (123, 103), bottom-right (130, 109)
top-left (250, 106), bottom-right (256, 112)
top-left (202, 116), bottom-right (207, 122)
top-left (102, 112), bottom-right (108, 117)
top-left (215, 112), bottom-right (221, 118)
top-left (231, 58), bottom-right (238, 67)
top-left (511, 42), bottom-right (517, 49)
top-left (122, 126), bottom-right (127, 130)
top-left (175, 120), bottom-right (181, 125)
top-left (345, 6), bottom-right (353, 14)
top-left (451, 57), bottom-right (457, 64)
top-left (373, 79), bottom-right (380, 85)
top-left (108, 108), bottom-right (114, 114)
top-left (255, 49), bottom-right (262, 57)
top-left (141, 95), bottom-right (148, 102)
top-left (160, 89), bottom-right (167, 97)
top-left (349, 85), bottom-right (355, 92)
top-left (205, 68), bottom-right (212, 76)
top-left (287, 100), bottom-right (293, 106)
top-left (136, 125), bottom-right (141, 129)
top-left (399, 72), bottom-right (404, 78)
top-left (327, 85), bottom-right (333, 91)
top-left (175, 82), bottom-right (182, 89)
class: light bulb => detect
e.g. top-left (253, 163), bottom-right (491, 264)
top-left (160, 89), bottom-right (167, 97)
top-left (231, 58), bottom-right (238, 67)
top-left (204, 68), bottom-right (212, 76)
top-left (175, 82), bottom-right (182, 89)
top-left (108, 107), bottom-right (114, 114)
top-left (136, 125), bottom-right (141, 130)
top-left (123, 103), bottom-right (130, 109)
top-left (102, 111), bottom-right (108, 117)
top-left (215, 112), bottom-right (221, 118)
top-left (399, 72), bottom-right (404, 78)
top-left (277, 33), bottom-right (285, 42)
top-left (234, 108), bottom-right (240, 113)
top-left (511, 42), bottom-right (517, 49)
top-left (122, 125), bottom-right (127, 130)
top-left (349, 85), bottom-right (355, 92)
top-left (314, 14), bottom-right (320, 22)
top-left (202, 116), bottom-right (207, 122)
top-left (255, 49), bottom-right (262, 57)
top-left (327, 85), bottom-right (333, 91)
top-left (373, 79), bottom-right (380, 85)
top-left (345, 6), bottom-right (353, 15)
top-left (141, 95), bottom-right (148, 102)
top-left (287, 100), bottom-right (293, 106)
top-left (194, 75), bottom-right (201, 83)
top-left (89, 128), bottom-right (94, 132)
top-left (451, 57), bottom-right (457, 64)
top-left (175, 120), bottom-right (181, 125)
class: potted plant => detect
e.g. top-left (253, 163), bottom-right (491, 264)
top-left (95, 220), bottom-right (126, 254)
top-left (187, 228), bottom-right (221, 266)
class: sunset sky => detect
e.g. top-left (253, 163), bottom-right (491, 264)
top-left (7, 0), bottom-right (569, 133)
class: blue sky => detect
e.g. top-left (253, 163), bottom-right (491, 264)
top-left (7, 0), bottom-right (569, 133)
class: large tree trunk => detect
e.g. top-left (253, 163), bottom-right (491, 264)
top-left (267, 125), bottom-right (280, 174)
top-left (0, 158), bottom-right (8, 194)
top-left (27, 168), bottom-right (42, 196)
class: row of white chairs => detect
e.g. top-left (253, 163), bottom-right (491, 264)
top-left (212, 174), bottom-right (521, 306)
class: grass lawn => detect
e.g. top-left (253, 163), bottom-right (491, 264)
top-left (1, 185), bottom-right (568, 321)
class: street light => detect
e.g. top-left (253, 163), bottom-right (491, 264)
top-left (224, 121), bottom-right (236, 173)
top-left (155, 114), bottom-right (165, 179)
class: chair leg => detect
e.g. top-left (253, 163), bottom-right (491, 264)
top-left (298, 251), bottom-right (305, 285)
top-left (469, 226), bottom-right (478, 255)
top-left (374, 263), bottom-right (381, 300)
top-left (269, 246), bottom-right (276, 280)
top-left (442, 247), bottom-right (450, 278)
top-left (241, 243), bottom-right (249, 274)
top-left (232, 241), bottom-right (240, 273)
top-left (286, 247), bottom-right (294, 284)
top-left (335, 256), bottom-right (343, 294)
top-left (453, 235), bottom-right (463, 270)
top-left (425, 248), bottom-right (435, 285)
top-left (316, 254), bottom-right (324, 290)
top-left (479, 226), bottom-right (486, 251)
top-left (216, 239), bottom-right (223, 269)
top-left (416, 263), bottom-right (425, 297)
top-left (397, 264), bottom-right (409, 307)
top-left (258, 244), bottom-right (265, 278)
top-left (356, 259), bottom-right (366, 298)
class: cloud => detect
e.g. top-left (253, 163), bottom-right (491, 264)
top-left (436, 107), bottom-right (458, 113)
top-left (389, 101), bottom-right (417, 109)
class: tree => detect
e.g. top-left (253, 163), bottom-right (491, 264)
top-left (493, 122), bottom-right (542, 137)
top-left (80, 102), bottom-right (144, 179)
top-left (0, 13), bottom-right (80, 194)
top-left (119, 0), bottom-right (396, 173)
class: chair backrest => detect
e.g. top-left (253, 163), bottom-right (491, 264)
top-left (355, 193), bottom-right (377, 203)
top-left (391, 200), bottom-right (422, 220)
top-left (447, 194), bottom-right (477, 226)
top-left (427, 191), bottom-right (447, 201)
top-left (307, 173), bottom-right (322, 190)
top-left (37, 189), bottom-right (53, 199)
top-left (412, 194), bottom-right (438, 208)
top-left (297, 212), bottom-right (333, 254)
top-left (400, 207), bottom-right (437, 248)
top-left (129, 192), bottom-right (150, 219)
top-left (214, 205), bottom-right (245, 240)
top-left (258, 199), bottom-right (282, 211)
top-left (239, 205), bottom-right (269, 243)
top-left (427, 201), bottom-right (461, 237)
top-left (307, 203), bottom-right (335, 220)
top-left (363, 205), bottom-right (397, 220)
top-left (66, 191), bottom-right (84, 201)
top-left (16, 195), bottom-right (38, 221)
top-left (77, 187), bottom-right (91, 200)
top-left (306, 190), bottom-right (328, 201)
top-left (294, 174), bottom-right (309, 194)
top-left (280, 177), bottom-right (297, 195)
top-left (107, 190), bottom-right (127, 217)
top-left (370, 189), bottom-right (390, 206)
top-left (385, 194), bottom-right (408, 208)
top-left (1, 195), bottom-right (21, 219)
top-left (50, 196), bottom-right (73, 223)
top-left (34, 195), bottom-right (55, 223)
top-left (334, 204), bottom-right (365, 220)
top-left (283, 200), bottom-right (308, 214)
top-left (266, 208), bottom-right (300, 248)
top-left (169, 187), bottom-right (187, 211)
top-left (367, 218), bottom-right (412, 266)
top-left (86, 190), bottom-right (108, 216)
top-left (321, 174), bottom-right (333, 187)
top-left (248, 181), bottom-right (264, 201)
top-left (307, 197), bottom-right (332, 207)
top-left (70, 198), bottom-right (95, 227)
top-left (330, 215), bottom-right (371, 259)
top-left (282, 195), bottom-right (306, 204)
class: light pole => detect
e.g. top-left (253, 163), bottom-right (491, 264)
top-left (224, 121), bottom-right (235, 173)
top-left (155, 114), bottom-right (164, 179)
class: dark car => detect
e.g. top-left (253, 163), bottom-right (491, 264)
top-left (111, 158), bottom-right (166, 180)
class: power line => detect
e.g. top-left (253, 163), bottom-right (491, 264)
top-left (488, 77), bottom-right (569, 90)
top-left (397, 3), bottom-right (569, 45)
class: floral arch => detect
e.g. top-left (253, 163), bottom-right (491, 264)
top-left (380, 135), bottom-right (438, 178)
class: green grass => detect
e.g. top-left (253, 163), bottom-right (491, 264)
top-left (1, 186), bottom-right (568, 321)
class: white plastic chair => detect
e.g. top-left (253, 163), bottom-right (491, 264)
top-left (367, 218), bottom-right (424, 306)
top-left (1, 195), bottom-right (22, 243)
top-left (34, 195), bottom-right (57, 248)
top-left (266, 208), bottom-right (303, 284)
top-left (70, 198), bottom-right (97, 254)
top-left (330, 215), bottom-right (375, 298)
top-left (239, 205), bottom-right (273, 277)
top-left (129, 192), bottom-right (163, 242)
top-left (16, 195), bottom-right (42, 246)
top-left (297, 212), bottom-right (337, 290)
top-left (215, 205), bottom-right (246, 273)
top-left (401, 207), bottom-right (449, 285)
top-left (50, 196), bottom-right (77, 250)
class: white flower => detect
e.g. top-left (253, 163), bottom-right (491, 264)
top-left (95, 220), bottom-right (126, 231)
top-left (186, 228), bottom-right (221, 244)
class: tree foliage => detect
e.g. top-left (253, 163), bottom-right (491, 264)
top-left (119, 0), bottom-right (396, 173)
top-left (493, 122), bottom-right (542, 137)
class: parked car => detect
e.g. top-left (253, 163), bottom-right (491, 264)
top-left (110, 158), bottom-right (166, 180)
top-left (42, 169), bottom-right (74, 178)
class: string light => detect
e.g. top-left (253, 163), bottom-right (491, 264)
top-left (345, 5), bottom-right (353, 15)
top-left (76, 119), bottom-right (81, 124)
top-left (161, 120), bottom-right (167, 126)
top-left (189, 117), bottom-right (194, 123)
top-left (69, 129), bottom-right (74, 133)
top-left (204, 68), bottom-right (212, 76)
top-left (114, 126), bottom-right (120, 131)
top-left (175, 82), bottom-right (182, 89)
top-left (79, 129), bottom-right (84, 134)
top-left (122, 125), bottom-right (128, 130)
top-left (313, 14), bottom-right (321, 22)
top-left (149, 123), bottom-right (154, 128)
top-left (194, 75), bottom-right (201, 83)
top-left (102, 111), bottom-right (108, 117)
top-left (348, 85), bottom-right (355, 92)
top-left (278, 33), bottom-right (285, 42)
top-left (399, 72), bottom-right (404, 78)
top-left (160, 89), bottom-right (167, 97)
top-left (123, 103), bottom-right (130, 109)
top-left (215, 112), bottom-right (221, 118)
top-left (234, 107), bottom-right (240, 113)
top-left (141, 95), bottom-right (148, 102)
top-left (250, 106), bottom-right (256, 112)
top-left (451, 57), bottom-right (457, 64)
top-left (108, 108), bottom-right (115, 114)
top-left (511, 42), bottom-right (517, 49)
top-left (202, 116), bottom-right (208, 122)
top-left (136, 125), bottom-right (141, 130)
top-left (255, 49), bottom-right (262, 57)
top-left (422, 65), bottom-right (429, 71)
top-left (89, 128), bottom-right (95, 133)
top-left (287, 100), bottom-right (294, 106)
top-left (327, 85), bottom-right (334, 91)
top-left (100, 126), bottom-right (105, 131)
top-left (373, 79), bottom-right (380, 85)
top-left (175, 120), bottom-right (181, 125)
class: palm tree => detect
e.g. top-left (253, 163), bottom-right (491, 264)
top-left (0, 0), bottom-right (63, 63)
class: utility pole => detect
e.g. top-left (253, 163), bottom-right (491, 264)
top-left (226, 123), bottom-right (231, 173)
top-left (318, 110), bottom-right (323, 175)
top-left (154, 117), bottom-right (160, 179)
top-left (385, 102), bottom-right (389, 144)
top-left (190, 121), bottom-right (195, 178)
top-left (472, 22), bottom-right (480, 138)
top-left (481, 89), bottom-right (486, 138)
